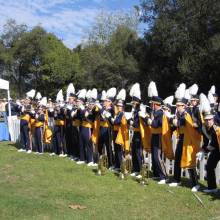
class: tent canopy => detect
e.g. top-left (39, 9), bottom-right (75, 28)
top-left (0, 79), bottom-right (9, 90)
top-left (0, 78), bottom-right (11, 117)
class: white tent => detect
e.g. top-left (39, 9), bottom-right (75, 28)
top-left (0, 78), bottom-right (16, 142)
top-left (0, 78), bottom-right (11, 117)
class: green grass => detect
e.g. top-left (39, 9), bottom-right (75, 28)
top-left (0, 142), bottom-right (220, 220)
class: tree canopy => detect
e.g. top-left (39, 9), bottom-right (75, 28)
top-left (0, 1), bottom-right (220, 99)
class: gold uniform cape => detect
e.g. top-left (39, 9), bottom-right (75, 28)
top-left (43, 109), bottom-right (52, 144)
top-left (177, 112), bottom-right (202, 168)
top-left (139, 115), bottom-right (174, 160)
top-left (91, 111), bottom-right (130, 152)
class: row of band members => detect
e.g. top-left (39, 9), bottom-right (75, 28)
top-left (13, 88), bottom-right (220, 194)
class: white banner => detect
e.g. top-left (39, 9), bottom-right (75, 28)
top-left (0, 78), bottom-right (9, 90)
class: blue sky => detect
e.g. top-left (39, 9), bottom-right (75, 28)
top-left (0, 0), bottom-right (142, 48)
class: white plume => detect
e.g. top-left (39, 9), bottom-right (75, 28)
top-left (86, 90), bottom-right (92, 99)
top-left (76, 90), bottom-right (81, 96)
top-left (26, 89), bottom-right (36, 99)
top-left (184, 89), bottom-right (191, 100)
top-left (39, 97), bottom-right (47, 106)
top-left (129, 83), bottom-right (141, 100)
top-left (78, 89), bottom-right (87, 100)
top-left (175, 83), bottom-right (186, 99)
top-left (101, 90), bottom-right (106, 101)
top-left (66, 83), bottom-right (75, 101)
top-left (116, 89), bottom-right (126, 101)
top-left (199, 93), bottom-right (211, 113)
top-left (148, 81), bottom-right (158, 97)
top-left (209, 85), bottom-right (216, 94)
top-left (35, 92), bottom-right (42, 100)
top-left (91, 88), bottom-right (98, 100)
top-left (208, 91), bottom-right (215, 104)
top-left (163, 96), bottom-right (174, 106)
top-left (56, 89), bottom-right (64, 103)
top-left (106, 87), bottom-right (117, 99)
top-left (189, 84), bottom-right (198, 95)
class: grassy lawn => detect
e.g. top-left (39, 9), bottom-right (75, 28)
top-left (0, 141), bottom-right (220, 220)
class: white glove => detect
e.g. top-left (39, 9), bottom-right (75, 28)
top-left (35, 114), bottom-right (39, 119)
top-left (164, 111), bottom-right (171, 119)
top-left (147, 118), bottom-right (152, 126)
top-left (49, 107), bottom-right (54, 112)
top-left (207, 145), bottom-right (215, 151)
top-left (79, 104), bottom-right (85, 110)
top-left (111, 117), bottom-right (115, 124)
top-left (193, 122), bottom-right (198, 128)
top-left (173, 118), bottom-right (178, 127)
top-left (105, 112), bottom-right (112, 118)
top-left (95, 103), bottom-right (102, 110)
top-left (71, 110), bottom-right (77, 117)
top-left (84, 111), bottom-right (89, 118)
top-left (16, 101), bottom-right (21, 106)
top-left (21, 106), bottom-right (25, 112)
top-left (138, 111), bottom-right (146, 118)
top-left (66, 104), bottom-right (72, 110)
top-left (196, 151), bottom-right (204, 161)
top-left (104, 111), bottom-right (111, 119)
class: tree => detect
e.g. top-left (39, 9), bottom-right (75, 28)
top-left (79, 11), bottom-right (141, 92)
top-left (137, 0), bottom-right (220, 96)
top-left (0, 21), bottom-right (85, 98)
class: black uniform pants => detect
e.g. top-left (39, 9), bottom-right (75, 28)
top-left (98, 127), bottom-right (113, 168)
top-left (151, 134), bottom-right (167, 180)
top-left (65, 125), bottom-right (74, 156)
top-left (35, 127), bottom-right (43, 153)
top-left (131, 132), bottom-right (142, 173)
top-left (113, 131), bottom-right (123, 169)
top-left (53, 125), bottom-right (65, 155)
top-left (20, 123), bottom-right (30, 151)
top-left (72, 126), bottom-right (80, 158)
top-left (206, 150), bottom-right (220, 189)
top-left (79, 126), bottom-right (93, 163)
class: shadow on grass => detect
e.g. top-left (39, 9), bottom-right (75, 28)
top-left (8, 141), bottom-right (20, 149)
top-left (203, 191), bottom-right (220, 201)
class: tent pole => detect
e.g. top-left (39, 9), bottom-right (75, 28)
top-left (7, 89), bottom-right (11, 117)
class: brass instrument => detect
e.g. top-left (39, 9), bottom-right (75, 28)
top-left (119, 156), bottom-right (132, 180)
top-left (139, 163), bottom-right (150, 186)
top-left (97, 155), bottom-right (108, 176)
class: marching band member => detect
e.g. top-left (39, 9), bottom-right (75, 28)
top-left (209, 85), bottom-right (219, 112)
top-left (34, 105), bottom-right (45, 154)
top-left (129, 83), bottom-right (145, 178)
top-left (112, 89), bottom-right (129, 171)
top-left (99, 88), bottom-right (116, 169)
top-left (197, 94), bottom-right (220, 193)
top-left (65, 83), bottom-right (76, 159)
top-left (18, 104), bottom-right (31, 153)
top-left (51, 90), bottom-right (66, 156)
top-left (208, 89), bottom-right (220, 125)
top-left (77, 89), bottom-right (97, 166)
top-left (71, 100), bottom-right (81, 161)
top-left (146, 81), bottom-right (174, 184)
top-left (188, 84), bottom-right (203, 132)
top-left (75, 89), bottom-right (87, 164)
top-left (169, 84), bottom-right (201, 192)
